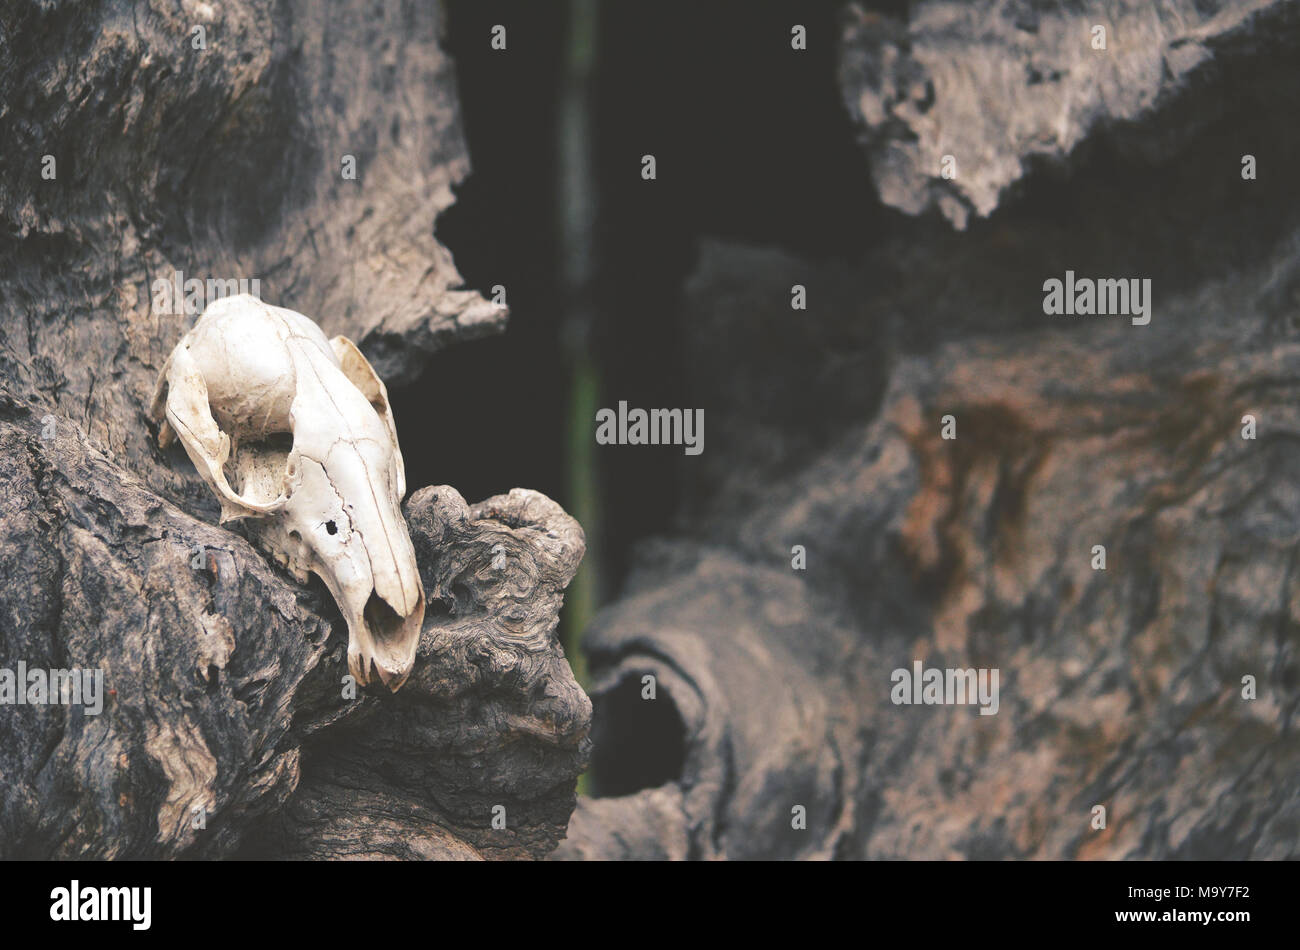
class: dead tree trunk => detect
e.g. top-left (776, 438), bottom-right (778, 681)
top-left (560, 0), bottom-right (1300, 860)
top-left (0, 0), bottom-right (588, 860)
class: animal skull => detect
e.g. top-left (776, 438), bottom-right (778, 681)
top-left (151, 294), bottom-right (425, 690)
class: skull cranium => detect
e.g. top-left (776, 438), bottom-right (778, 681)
top-left (151, 294), bottom-right (425, 690)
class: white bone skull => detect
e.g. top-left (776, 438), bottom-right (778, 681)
top-left (151, 294), bottom-right (425, 690)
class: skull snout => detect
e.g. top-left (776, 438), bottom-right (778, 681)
top-left (327, 504), bottom-right (423, 691)
top-left (294, 451), bottom-right (426, 691)
top-left (353, 584), bottom-right (426, 689)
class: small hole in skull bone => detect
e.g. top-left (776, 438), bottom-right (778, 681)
top-left (325, 520), bottom-right (338, 535)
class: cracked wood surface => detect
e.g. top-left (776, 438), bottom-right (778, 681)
top-left (838, 0), bottom-right (1300, 228)
top-left (0, 0), bottom-right (588, 860)
top-left (561, 234), bottom-right (1300, 860)
top-left (558, 0), bottom-right (1300, 860)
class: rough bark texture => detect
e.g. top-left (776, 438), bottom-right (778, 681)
top-left (246, 487), bottom-right (589, 860)
top-left (5, 0), bottom-right (1299, 864)
top-left (558, 0), bottom-right (1300, 860)
top-left (0, 0), bottom-right (587, 860)
top-left (838, 0), bottom-right (1298, 228)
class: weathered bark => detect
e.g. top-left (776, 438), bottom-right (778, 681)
top-left (6, 0), bottom-right (1299, 864)
top-left (838, 0), bottom-right (1299, 228)
top-left (559, 0), bottom-right (1300, 860)
top-left (246, 487), bottom-right (589, 860)
top-left (0, 0), bottom-right (587, 860)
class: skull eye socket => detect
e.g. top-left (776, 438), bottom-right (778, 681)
top-left (325, 520), bottom-right (338, 536)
